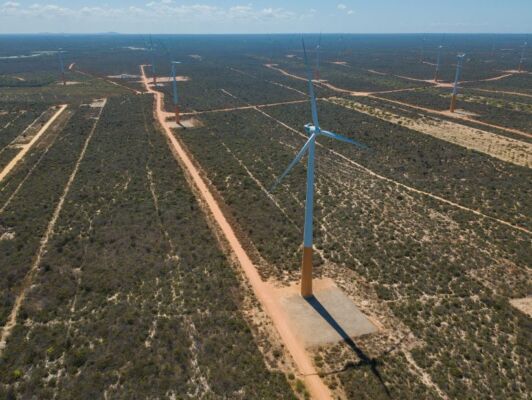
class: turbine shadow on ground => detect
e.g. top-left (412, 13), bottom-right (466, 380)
top-left (305, 295), bottom-right (392, 398)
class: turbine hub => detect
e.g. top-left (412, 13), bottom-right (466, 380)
top-left (304, 123), bottom-right (317, 136)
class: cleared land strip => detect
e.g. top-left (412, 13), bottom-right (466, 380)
top-left (253, 106), bottom-right (532, 236)
top-left (328, 97), bottom-right (532, 168)
top-left (0, 99), bottom-right (106, 356)
top-left (0, 105), bottom-right (67, 183)
top-left (140, 64), bottom-right (333, 400)
top-left (371, 95), bottom-right (532, 139)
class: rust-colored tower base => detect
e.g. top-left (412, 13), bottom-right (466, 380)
top-left (518, 62), bottom-right (523, 73)
top-left (450, 94), bottom-right (457, 112)
top-left (174, 105), bottom-right (180, 124)
top-left (153, 76), bottom-right (157, 86)
top-left (434, 71), bottom-right (439, 83)
top-left (62, 72), bottom-right (66, 86)
top-left (301, 247), bottom-right (313, 298)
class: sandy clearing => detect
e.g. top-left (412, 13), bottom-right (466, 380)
top-left (57, 81), bottom-right (81, 86)
top-left (509, 298), bottom-right (532, 317)
top-left (370, 95), bottom-right (532, 139)
top-left (254, 106), bottom-right (531, 236)
top-left (0, 99), bottom-right (107, 356)
top-left (140, 64), bottom-right (333, 400)
top-left (106, 74), bottom-right (141, 79)
top-left (148, 76), bottom-right (190, 83)
top-left (0, 105), bottom-right (67, 184)
top-left (329, 97), bottom-right (532, 168)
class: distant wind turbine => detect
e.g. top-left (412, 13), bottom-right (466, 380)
top-left (450, 53), bottom-right (466, 113)
top-left (419, 36), bottom-right (427, 63)
top-left (149, 35), bottom-right (157, 86)
top-left (491, 36), bottom-right (496, 58)
top-left (58, 49), bottom-right (66, 86)
top-left (315, 33), bottom-right (322, 81)
top-left (270, 39), bottom-right (368, 298)
top-left (434, 45), bottom-right (443, 82)
top-left (171, 61), bottom-right (182, 124)
top-left (518, 41), bottom-right (527, 72)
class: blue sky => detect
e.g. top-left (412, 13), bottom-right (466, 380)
top-left (0, 0), bottom-right (531, 34)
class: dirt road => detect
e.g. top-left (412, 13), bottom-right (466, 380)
top-left (265, 64), bottom-right (531, 138)
top-left (0, 104), bottom-right (67, 184)
top-left (140, 65), bottom-right (333, 400)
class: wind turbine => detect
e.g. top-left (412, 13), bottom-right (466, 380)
top-left (58, 49), bottom-right (66, 86)
top-left (518, 41), bottom-right (527, 72)
top-left (419, 36), bottom-right (427, 63)
top-left (450, 53), bottom-right (466, 113)
top-left (149, 35), bottom-right (157, 86)
top-left (434, 45), bottom-right (443, 82)
top-left (171, 61), bottom-right (182, 124)
top-left (315, 33), bottom-right (322, 81)
top-left (270, 39), bottom-right (368, 298)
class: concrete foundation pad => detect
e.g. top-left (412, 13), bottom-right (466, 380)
top-left (275, 278), bottom-right (377, 348)
top-left (168, 118), bottom-right (203, 129)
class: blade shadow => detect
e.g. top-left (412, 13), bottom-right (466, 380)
top-left (305, 295), bottom-right (392, 398)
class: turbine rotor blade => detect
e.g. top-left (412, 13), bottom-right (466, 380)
top-left (270, 134), bottom-right (316, 192)
top-left (302, 38), bottom-right (320, 130)
top-left (320, 130), bottom-right (368, 149)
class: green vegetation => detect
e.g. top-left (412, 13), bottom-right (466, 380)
top-left (0, 34), bottom-right (530, 399)
top-left (0, 95), bottom-right (293, 398)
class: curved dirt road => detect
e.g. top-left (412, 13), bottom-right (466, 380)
top-left (140, 65), bottom-right (333, 400)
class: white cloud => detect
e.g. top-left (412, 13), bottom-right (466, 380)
top-left (0, 2), bottom-right (294, 22)
top-left (337, 3), bottom-right (354, 16)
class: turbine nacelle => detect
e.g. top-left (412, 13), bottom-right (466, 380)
top-left (304, 123), bottom-right (318, 136)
